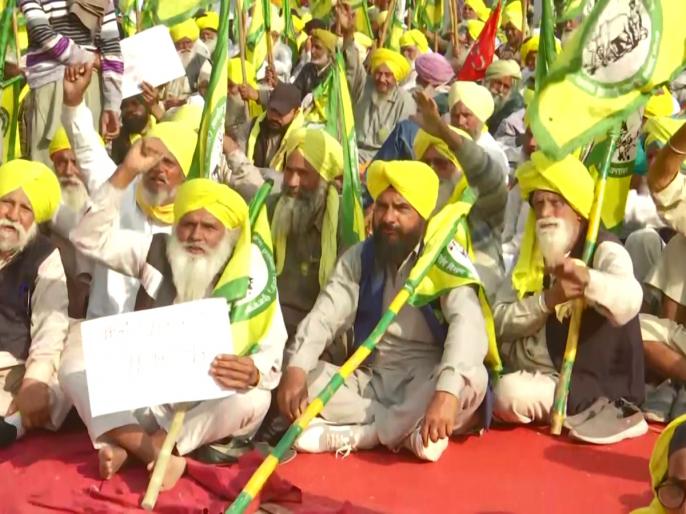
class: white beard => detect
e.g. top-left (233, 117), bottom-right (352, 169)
top-left (166, 229), bottom-right (239, 303)
top-left (179, 49), bottom-right (194, 69)
top-left (204, 37), bottom-right (217, 56)
top-left (60, 180), bottom-right (89, 212)
top-left (272, 182), bottom-right (327, 240)
top-left (536, 217), bottom-right (573, 268)
top-left (0, 219), bottom-right (38, 254)
top-left (435, 175), bottom-right (461, 212)
top-left (140, 183), bottom-right (176, 207)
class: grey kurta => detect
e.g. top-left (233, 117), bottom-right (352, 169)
top-left (343, 40), bottom-right (416, 163)
top-left (287, 242), bottom-right (489, 447)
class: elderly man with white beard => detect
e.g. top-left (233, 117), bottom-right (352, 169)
top-left (164, 19), bottom-right (209, 110)
top-left (0, 160), bottom-right (72, 448)
top-left (493, 152), bottom-right (647, 445)
top-left (59, 143), bottom-right (287, 487)
top-left (484, 60), bottom-right (524, 136)
top-left (60, 63), bottom-right (197, 320)
top-left (47, 127), bottom-right (94, 318)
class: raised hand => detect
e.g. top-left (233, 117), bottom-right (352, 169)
top-left (63, 63), bottom-right (94, 107)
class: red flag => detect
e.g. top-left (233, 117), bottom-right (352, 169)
top-left (457, 0), bottom-right (502, 81)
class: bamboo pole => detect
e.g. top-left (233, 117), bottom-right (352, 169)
top-left (141, 404), bottom-right (189, 510)
top-left (263, 0), bottom-right (275, 77)
top-left (225, 211), bottom-right (465, 514)
top-left (549, 125), bottom-right (621, 435)
top-left (377, 0), bottom-right (398, 49)
top-left (448, 0), bottom-right (458, 57)
top-left (521, 0), bottom-right (529, 39)
top-left (236, 0), bottom-right (250, 121)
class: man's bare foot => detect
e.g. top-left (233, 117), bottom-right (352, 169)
top-left (98, 444), bottom-right (128, 479)
top-left (147, 454), bottom-right (187, 490)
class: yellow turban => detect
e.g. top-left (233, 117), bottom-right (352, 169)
top-left (644, 116), bottom-right (686, 148)
top-left (144, 121), bottom-right (198, 176)
top-left (170, 19), bottom-right (200, 43)
top-left (367, 160), bottom-right (438, 219)
top-left (520, 36), bottom-right (561, 66)
top-left (502, 0), bottom-right (523, 31)
top-left (464, 0), bottom-right (491, 21)
top-left (312, 29), bottom-right (338, 54)
top-left (632, 415), bottom-right (686, 514)
top-left (174, 178), bottom-right (248, 229)
top-left (196, 11), bottom-right (219, 31)
top-left (449, 81), bottom-right (495, 123)
top-left (284, 128), bottom-right (343, 182)
top-left (273, 128), bottom-right (344, 286)
top-left (0, 159), bottom-right (61, 224)
top-left (49, 126), bottom-right (104, 156)
top-left (370, 48), bottom-right (411, 83)
top-left (228, 58), bottom-right (258, 89)
top-left (48, 127), bottom-right (71, 156)
top-left (465, 19), bottom-right (485, 41)
top-left (399, 29), bottom-right (430, 53)
top-left (521, 35), bottom-right (539, 65)
top-left (166, 104), bottom-right (203, 132)
top-left (485, 59), bottom-right (522, 80)
top-left (645, 87), bottom-right (676, 119)
top-left (174, 179), bottom-right (251, 298)
top-left (512, 152), bottom-right (594, 298)
top-left (414, 127), bottom-right (473, 203)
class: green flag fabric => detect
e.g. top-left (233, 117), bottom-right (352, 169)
top-left (529, 0), bottom-right (686, 160)
top-left (188, 0), bottom-right (229, 179)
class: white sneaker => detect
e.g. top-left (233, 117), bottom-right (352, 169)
top-left (294, 419), bottom-right (379, 456)
top-left (403, 429), bottom-right (448, 462)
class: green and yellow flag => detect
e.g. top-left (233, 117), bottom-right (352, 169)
top-left (409, 201), bottom-right (502, 374)
top-left (584, 110), bottom-right (643, 231)
top-left (414, 0), bottom-right (443, 32)
top-left (246, 0), bottom-right (269, 70)
top-left (188, 2), bottom-right (229, 180)
top-left (308, 52), bottom-right (365, 246)
top-left (333, 53), bottom-right (365, 246)
top-left (529, 0), bottom-right (686, 160)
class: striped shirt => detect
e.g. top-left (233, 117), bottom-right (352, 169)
top-left (20, 0), bottom-right (122, 111)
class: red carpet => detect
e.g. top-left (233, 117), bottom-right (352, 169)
top-left (0, 422), bottom-right (660, 514)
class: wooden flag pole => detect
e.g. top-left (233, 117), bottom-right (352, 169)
top-left (236, 0), bottom-right (250, 121)
top-left (448, 0), bottom-right (458, 57)
top-left (378, 0), bottom-right (397, 49)
top-left (521, 0), bottom-right (529, 39)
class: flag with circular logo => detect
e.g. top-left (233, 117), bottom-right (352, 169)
top-left (529, 0), bottom-right (686, 160)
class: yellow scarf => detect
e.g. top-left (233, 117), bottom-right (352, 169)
top-left (632, 415), bottom-right (686, 514)
top-left (246, 111), bottom-right (305, 171)
top-left (135, 182), bottom-right (174, 225)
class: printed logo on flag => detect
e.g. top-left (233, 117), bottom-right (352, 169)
top-left (574, 0), bottom-right (658, 96)
top-left (230, 235), bottom-right (277, 322)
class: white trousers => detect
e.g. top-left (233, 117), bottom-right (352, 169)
top-left (58, 324), bottom-right (271, 455)
top-left (493, 371), bottom-right (557, 424)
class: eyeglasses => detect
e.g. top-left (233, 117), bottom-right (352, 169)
top-left (657, 480), bottom-right (686, 510)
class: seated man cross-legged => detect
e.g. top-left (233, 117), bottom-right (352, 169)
top-left (58, 140), bottom-right (287, 487)
top-left (493, 152), bottom-right (647, 445)
top-left (277, 160), bottom-right (490, 462)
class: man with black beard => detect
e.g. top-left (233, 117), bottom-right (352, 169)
top-left (110, 90), bottom-right (158, 165)
top-left (232, 83), bottom-right (303, 171)
top-left (277, 160), bottom-right (489, 462)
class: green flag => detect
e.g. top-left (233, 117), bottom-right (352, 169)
top-left (535, 0), bottom-right (557, 91)
top-left (188, 0), bottom-right (229, 179)
top-left (529, 0), bottom-right (686, 160)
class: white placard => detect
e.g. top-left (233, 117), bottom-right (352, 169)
top-left (120, 25), bottom-right (186, 99)
top-left (81, 298), bottom-right (234, 417)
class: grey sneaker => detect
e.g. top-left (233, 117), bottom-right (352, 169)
top-left (569, 398), bottom-right (648, 445)
top-left (563, 397), bottom-right (611, 430)
top-left (643, 381), bottom-right (677, 423)
top-left (669, 384), bottom-right (686, 422)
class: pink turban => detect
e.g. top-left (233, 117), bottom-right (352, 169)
top-left (415, 53), bottom-right (454, 87)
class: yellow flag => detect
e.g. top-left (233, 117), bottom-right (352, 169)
top-left (1, 81), bottom-right (28, 162)
top-left (530, 0), bottom-right (686, 160)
